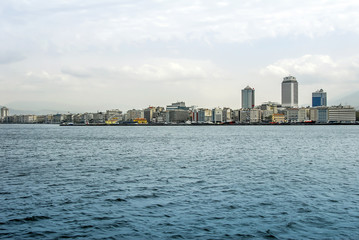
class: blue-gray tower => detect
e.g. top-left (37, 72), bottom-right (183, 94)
top-left (242, 86), bottom-right (255, 109)
top-left (312, 89), bottom-right (327, 107)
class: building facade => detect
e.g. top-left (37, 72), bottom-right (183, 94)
top-left (166, 109), bottom-right (190, 123)
top-left (1, 107), bottom-right (9, 119)
top-left (317, 107), bottom-right (329, 123)
top-left (328, 106), bottom-right (356, 123)
top-left (281, 76), bottom-right (298, 107)
top-left (241, 86), bottom-right (255, 109)
top-left (298, 108), bottom-right (310, 122)
top-left (286, 108), bottom-right (299, 123)
top-left (212, 108), bottom-right (223, 123)
top-left (250, 109), bottom-right (261, 123)
top-left (312, 89), bottom-right (327, 107)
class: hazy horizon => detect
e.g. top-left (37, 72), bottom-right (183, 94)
top-left (1, 0), bottom-right (359, 113)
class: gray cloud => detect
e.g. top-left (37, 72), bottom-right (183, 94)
top-left (61, 67), bottom-right (92, 78)
top-left (0, 51), bottom-right (25, 64)
top-left (61, 59), bottom-right (226, 83)
top-left (261, 55), bottom-right (359, 83)
top-left (1, 1), bottom-right (359, 111)
top-left (2, 0), bottom-right (359, 52)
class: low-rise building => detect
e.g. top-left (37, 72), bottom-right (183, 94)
top-left (105, 109), bottom-right (122, 121)
top-left (250, 109), bottom-right (261, 123)
top-left (125, 109), bottom-right (143, 121)
top-left (222, 108), bottom-right (233, 123)
top-left (286, 108), bottom-right (299, 123)
top-left (196, 108), bottom-right (212, 123)
top-left (239, 109), bottom-right (250, 123)
top-left (166, 109), bottom-right (190, 123)
top-left (272, 113), bottom-right (285, 123)
top-left (93, 112), bottom-right (105, 124)
top-left (212, 108), bottom-right (223, 123)
top-left (317, 107), bottom-right (329, 123)
top-left (144, 107), bottom-right (156, 123)
top-left (261, 109), bottom-right (274, 123)
top-left (53, 114), bottom-right (65, 124)
top-left (328, 106), bottom-right (356, 123)
top-left (298, 108), bottom-right (310, 122)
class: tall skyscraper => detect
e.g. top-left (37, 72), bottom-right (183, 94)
top-left (1, 107), bottom-right (9, 119)
top-left (242, 86), bottom-right (255, 109)
top-left (312, 89), bottom-right (327, 107)
top-left (281, 76), bottom-right (298, 107)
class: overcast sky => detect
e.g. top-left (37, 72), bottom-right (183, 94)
top-left (1, 0), bottom-right (359, 112)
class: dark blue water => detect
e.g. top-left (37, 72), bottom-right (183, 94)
top-left (1, 125), bottom-right (359, 239)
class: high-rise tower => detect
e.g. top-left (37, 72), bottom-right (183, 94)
top-left (312, 89), bottom-right (327, 107)
top-left (281, 76), bottom-right (298, 107)
top-left (242, 86), bottom-right (255, 109)
top-left (1, 107), bottom-right (9, 119)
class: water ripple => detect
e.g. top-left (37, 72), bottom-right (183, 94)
top-left (1, 125), bottom-right (359, 239)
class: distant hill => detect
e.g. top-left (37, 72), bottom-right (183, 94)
top-left (1, 101), bottom-right (86, 115)
top-left (332, 91), bottom-right (359, 109)
top-left (0, 107), bottom-right (69, 115)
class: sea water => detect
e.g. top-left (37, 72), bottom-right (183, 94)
top-left (1, 124), bottom-right (359, 239)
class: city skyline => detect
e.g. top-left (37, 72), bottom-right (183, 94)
top-left (1, 1), bottom-right (359, 112)
top-left (1, 80), bottom-right (358, 115)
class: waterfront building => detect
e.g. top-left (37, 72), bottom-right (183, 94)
top-left (192, 109), bottom-right (199, 123)
top-left (36, 115), bottom-right (46, 124)
top-left (317, 107), bottom-right (329, 123)
top-left (309, 107), bottom-right (328, 123)
top-left (260, 102), bottom-right (279, 114)
top-left (92, 112), bottom-right (105, 124)
top-left (153, 107), bottom-right (166, 123)
top-left (144, 107), bottom-right (156, 123)
top-left (250, 109), bottom-right (261, 123)
top-left (64, 114), bottom-right (74, 123)
top-left (53, 114), bottom-right (66, 124)
top-left (1, 107), bottom-right (9, 120)
top-left (312, 89), bottom-right (327, 107)
top-left (310, 108), bottom-right (318, 122)
top-left (198, 109), bottom-right (212, 123)
top-left (239, 109), bottom-right (250, 123)
top-left (166, 109), bottom-right (190, 123)
top-left (286, 108), bottom-right (299, 123)
top-left (154, 111), bottom-right (166, 123)
top-left (282, 76), bottom-right (298, 107)
top-left (272, 113), bottom-right (285, 123)
top-left (242, 86), bottom-right (255, 109)
top-left (298, 108), bottom-right (310, 122)
top-left (165, 102), bottom-right (190, 123)
top-left (212, 108), bottom-right (223, 123)
top-left (222, 108), bottom-right (233, 123)
top-left (25, 115), bottom-right (37, 123)
top-left (73, 114), bottom-right (82, 124)
top-left (262, 109), bottom-right (274, 122)
top-left (44, 114), bottom-right (54, 124)
top-left (73, 113), bottom-right (93, 124)
top-left (328, 106), bottom-right (356, 123)
top-left (232, 109), bottom-right (240, 123)
top-left (125, 109), bottom-right (143, 121)
top-left (105, 109), bottom-right (122, 122)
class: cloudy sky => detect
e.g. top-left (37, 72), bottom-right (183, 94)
top-left (1, 0), bottom-right (359, 112)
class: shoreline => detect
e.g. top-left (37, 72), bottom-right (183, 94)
top-left (59, 122), bottom-right (359, 126)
